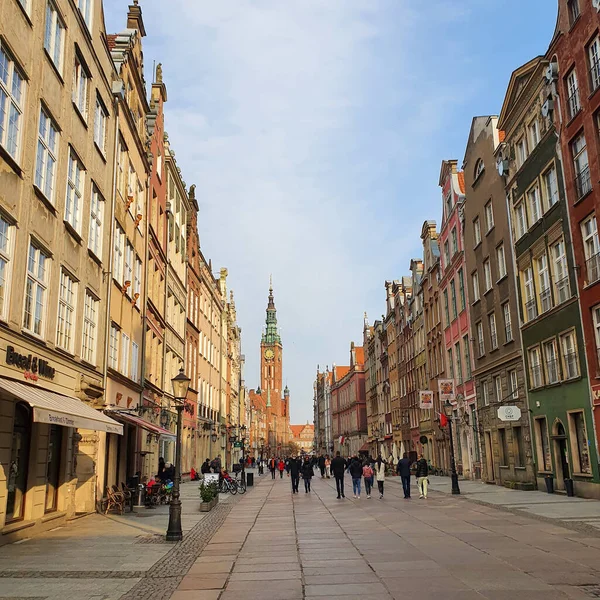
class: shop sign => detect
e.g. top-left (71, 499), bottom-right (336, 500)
top-left (419, 390), bottom-right (434, 410)
top-left (233, 441), bottom-right (243, 448)
top-left (497, 406), bottom-right (522, 422)
top-left (438, 379), bottom-right (455, 402)
top-left (6, 346), bottom-right (56, 380)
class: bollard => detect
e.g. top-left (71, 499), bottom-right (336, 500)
top-left (247, 473), bottom-right (254, 487)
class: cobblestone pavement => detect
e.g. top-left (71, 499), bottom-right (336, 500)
top-left (169, 472), bottom-right (600, 600)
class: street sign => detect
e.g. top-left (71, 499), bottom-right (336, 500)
top-left (497, 406), bottom-right (522, 422)
top-left (419, 391), bottom-right (434, 410)
top-left (233, 441), bottom-right (243, 448)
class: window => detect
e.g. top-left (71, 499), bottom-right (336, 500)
top-left (134, 255), bottom-right (142, 301)
top-left (474, 159), bottom-right (484, 180)
top-left (567, 0), bottom-right (580, 25)
top-left (589, 37), bottom-right (600, 92)
top-left (527, 185), bottom-right (541, 225)
top-left (536, 418), bottom-right (551, 472)
top-left (473, 218), bottom-right (481, 246)
top-left (109, 324), bottom-right (119, 370)
top-left (569, 411), bottom-right (591, 474)
top-left (65, 149), bottom-right (84, 233)
top-left (120, 332), bottom-right (130, 375)
top-left (551, 239), bottom-right (570, 304)
top-left (543, 339), bottom-right (559, 384)
top-left (513, 427), bottom-right (524, 468)
top-left (0, 44), bottom-right (25, 161)
top-left (483, 259), bottom-right (492, 291)
top-left (528, 119), bottom-right (540, 149)
top-left (582, 214), bottom-right (600, 284)
top-left (443, 289), bottom-right (449, 325)
top-left (88, 186), bottom-right (103, 258)
top-left (482, 380), bottom-right (489, 406)
top-left (77, 0), bottom-right (93, 29)
top-left (451, 228), bottom-right (458, 256)
top-left (514, 201), bottom-right (528, 240)
top-left (485, 201), bottom-right (494, 232)
top-left (94, 97), bottom-right (107, 153)
top-left (73, 53), bottom-right (89, 119)
top-left (44, 1), bottom-right (65, 72)
top-left (447, 348), bottom-right (454, 378)
top-left (458, 268), bottom-right (465, 311)
top-left (516, 137), bottom-right (527, 168)
top-left (523, 266), bottom-right (537, 321)
top-left (536, 253), bottom-right (552, 313)
top-left (16, 0), bottom-right (32, 15)
top-left (476, 321), bottom-right (484, 357)
top-left (509, 369), bottom-right (518, 400)
top-left (131, 341), bottom-right (139, 382)
top-left (82, 292), bottom-right (98, 364)
top-left (496, 244), bottom-right (507, 280)
top-left (113, 224), bottom-right (125, 284)
top-left (567, 70), bottom-right (581, 119)
top-left (35, 108), bottom-right (59, 202)
top-left (542, 165), bottom-right (559, 210)
top-left (503, 302), bottom-right (512, 342)
top-left (560, 330), bottom-right (579, 380)
top-left (124, 241), bottom-right (134, 289)
top-left (593, 304), bottom-right (600, 368)
top-left (23, 242), bottom-right (50, 337)
top-left (572, 133), bottom-right (591, 199)
top-left (498, 429), bottom-right (509, 466)
top-left (489, 313), bottom-right (498, 350)
top-left (455, 342), bottom-right (463, 384)
top-left (450, 279), bottom-right (457, 319)
top-left (56, 269), bottom-right (77, 352)
top-left (471, 271), bottom-right (480, 302)
top-left (528, 346), bottom-right (543, 388)
top-left (494, 375), bottom-right (502, 403)
top-left (463, 335), bottom-right (471, 379)
top-left (0, 216), bottom-right (13, 319)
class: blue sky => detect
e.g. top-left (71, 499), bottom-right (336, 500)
top-left (103, 1), bottom-right (557, 424)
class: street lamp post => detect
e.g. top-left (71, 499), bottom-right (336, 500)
top-left (166, 368), bottom-right (191, 542)
top-left (444, 400), bottom-right (461, 495)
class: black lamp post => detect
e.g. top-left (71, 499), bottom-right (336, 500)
top-left (444, 400), bottom-right (461, 495)
top-left (166, 368), bottom-right (191, 542)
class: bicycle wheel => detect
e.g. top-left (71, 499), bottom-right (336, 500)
top-left (237, 479), bottom-right (246, 494)
top-left (229, 480), bottom-right (238, 495)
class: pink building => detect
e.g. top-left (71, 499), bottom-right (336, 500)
top-left (438, 160), bottom-right (481, 479)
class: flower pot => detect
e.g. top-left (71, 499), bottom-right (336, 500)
top-left (200, 501), bottom-right (212, 512)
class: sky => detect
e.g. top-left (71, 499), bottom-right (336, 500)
top-left (103, 0), bottom-right (557, 424)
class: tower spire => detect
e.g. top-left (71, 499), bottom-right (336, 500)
top-left (262, 276), bottom-right (280, 343)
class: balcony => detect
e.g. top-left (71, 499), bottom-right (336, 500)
top-left (575, 166), bottom-right (592, 200)
top-left (539, 287), bottom-right (553, 314)
top-left (546, 359), bottom-right (560, 385)
top-left (563, 352), bottom-right (579, 379)
top-left (591, 59), bottom-right (600, 93)
top-left (586, 252), bottom-right (600, 286)
top-left (526, 299), bottom-right (538, 322)
top-left (568, 87), bottom-right (581, 120)
top-left (555, 276), bottom-right (570, 304)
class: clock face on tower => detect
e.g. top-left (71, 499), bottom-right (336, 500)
top-left (264, 349), bottom-right (275, 360)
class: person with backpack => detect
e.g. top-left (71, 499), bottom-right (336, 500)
top-left (349, 456), bottom-right (363, 499)
top-left (415, 453), bottom-right (429, 499)
top-left (362, 460), bottom-right (374, 499)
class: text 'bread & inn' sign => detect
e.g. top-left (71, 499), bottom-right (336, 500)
top-left (6, 346), bottom-right (56, 381)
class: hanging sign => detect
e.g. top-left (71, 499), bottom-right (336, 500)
top-left (497, 406), bottom-right (522, 422)
top-left (438, 379), bottom-right (455, 402)
top-left (419, 390), bottom-right (434, 410)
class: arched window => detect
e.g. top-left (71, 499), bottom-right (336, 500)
top-left (7, 402), bottom-right (32, 521)
top-left (474, 159), bottom-right (485, 180)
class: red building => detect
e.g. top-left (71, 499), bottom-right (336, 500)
top-left (438, 160), bottom-right (480, 479)
top-left (331, 343), bottom-right (367, 457)
top-left (549, 1), bottom-right (600, 446)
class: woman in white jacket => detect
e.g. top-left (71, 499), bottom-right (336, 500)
top-left (374, 455), bottom-right (386, 499)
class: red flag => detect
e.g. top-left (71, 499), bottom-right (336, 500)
top-left (440, 413), bottom-right (448, 427)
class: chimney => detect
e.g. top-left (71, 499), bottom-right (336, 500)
top-left (127, 0), bottom-right (146, 37)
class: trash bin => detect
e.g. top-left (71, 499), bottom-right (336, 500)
top-left (247, 473), bottom-right (254, 487)
top-left (545, 474), bottom-right (554, 494)
top-left (135, 484), bottom-right (145, 507)
top-left (564, 478), bottom-right (574, 497)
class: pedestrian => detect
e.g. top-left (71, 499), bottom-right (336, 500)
top-left (349, 455), bottom-right (363, 499)
top-left (331, 451), bottom-right (347, 499)
top-left (157, 456), bottom-right (166, 480)
top-left (289, 456), bottom-right (301, 493)
top-left (362, 460), bottom-right (374, 499)
top-left (374, 455), bottom-right (386, 499)
top-left (318, 454), bottom-right (326, 478)
top-left (415, 453), bottom-right (429, 499)
top-left (285, 458), bottom-right (292, 475)
top-left (301, 456), bottom-right (313, 492)
top-left (211, 455), bottom-right (221, 474)
top-left (278, 458), bottom-right (285, 478)
top-left (397, 452), bottom-right (412, 499)
top-left (269, 457), bottom-right (277, 479)
top-left (200, 458), bottom-right (211, 474)
top-left (325, 455), bottom-right (331, 478)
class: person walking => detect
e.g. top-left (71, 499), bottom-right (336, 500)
top-left (397, 452), bottom-right (412, 499)
top-left (374, 455), bottom-right (386, 499)
top-left (289, 456), bottom-right (301, 494)
top-left (278, 458), bottom-right (285, 479)
top-left (301, 456), bottom-right (314, 493)
top-left (200, 458), bottom-right (211, 475)
top-left (331, 451), bottom-right (347, 499)
top-left (324, 455), bottom-right (331, 478)
top-left (415, 453), bottom-right (429, 499)
top-left (362, 460), bottom-right (374, 499)
top-left (318, 455), bottom-right (326, 478)
top-left (349, 456), bottom-right (363, 499)
top-left (269, 457), bottom-right (277, 479)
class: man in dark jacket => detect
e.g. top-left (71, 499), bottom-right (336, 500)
top-left (330, 452), bottom-right (347, 499)
top-left (396, 453), bottom-right (412, 499)
top-left (289, 456), bottom-right (302, 494)
top-left (415, 454), bottom-right (429, 499)
top-left (318, 455), bottom-right (326, 478)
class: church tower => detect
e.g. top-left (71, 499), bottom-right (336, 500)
top-left (260, 278), bottom-right (283, 397)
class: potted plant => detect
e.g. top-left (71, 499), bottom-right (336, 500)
top-left (199, 481), bottom-right (219, 511)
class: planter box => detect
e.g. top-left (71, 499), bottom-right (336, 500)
top-left (200, 496), bottom-right (219, 512)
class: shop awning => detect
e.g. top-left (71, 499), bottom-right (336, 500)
top-left (0, 378), bottom-right (123, 434)
top-left (359, 443), bottom-right (371, 452)
top-left (110, 411), bottom-right (176, 439)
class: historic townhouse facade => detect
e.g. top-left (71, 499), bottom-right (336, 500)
top-left (385, 282), bottom-right (399, 460)
top-left (463, 116), bottom-right (534, 487)
top-left (499, 56), bottom-right (599, 496)
top-left (438, 160), bottom-right (480, 479)
top-left (314, 367), bottom-right (333, 455)
top-left (396, 278), bottom-right (413, 457)
top-left (549, 0), bottom-right (600, 462)
top-left (0, 0), bottom-right (124, 542)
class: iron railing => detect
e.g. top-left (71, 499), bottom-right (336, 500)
top-left (586, 252), bottom-right (600, 285)
top-left (568, 87), bottom-right (581, 119)
top-left (576, 165), bottom-right (592, 199)
top-left (526, 299), bottom-right (538, 322)
top-left (563, 352), bottom-right (579, 379)
top-left (555, 276), bottom-right (570, 304)
top-left (591, 59), bottom-right (600, 93)
top-left (539, 287), bottom-right (553, 313)
top-left (546, 358), bottom-right (560, 384)
top-left (530, 364), bottom-right (543, 388)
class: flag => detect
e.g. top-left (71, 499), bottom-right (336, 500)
top-left (439, 413), bottom-right (448, 427)
top-left (338, 435), bottom-right (345, 445)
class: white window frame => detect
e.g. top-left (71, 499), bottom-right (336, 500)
top-left (489, 312), bottom-right (498, 350)
top-left (527, 184), bottom-right (542, 225)
top-left (131, 341), bottom-right (139, 382)
top-left (23, 241), bottom-right (50, 338)
top-left (471, 271), bottom-right (480, 303)
top-left (560, 329), bottom-right (579, 380)
top-left (567, 70), bottom-right (581, 119)
top-left (551, 239), bottom-right (570, 304)
top-left (543, 339), bottom-right (560, 385)
top-left (537, 252), bottom-right (552, 313)
top-left (590, 36), bottom-right (600, 92)
top-left (109, 324), bottom-right (119, 370)
top-left (496, 244), bottom-right (507, 280)
top-left (483, 258), bottom-right (492, 291)
top-left (124, 241), bottom-right (134, 289)
top-left (113, 224), bottom-right (125, 285)
top-left (593, 304), bottom-right (600, 369)
top-left (482, 380), bottom-right (489, 406)
top-left (528, 119), bottom-right (540, 150)
top-left (477, 321), bottom-right (485, 357)
top-left (503, 302), bottom-right (512, 343)
top-left (473, 217), bottom-right (481, 246)
top-left (44, 1), bottom-right (65, 73)
top-left (88, 186), bottom-right (103, 258)
top-left (93, 95), bottom-right (107, 154)
top-left (485, 201), bottom-right (494, 232)
top-left (573, 132), bottom-right (591, 199)
top-left (35, 107), bottom-right (59, 203)
top-left (528, 346), bottom-right (543, 389)
top-left (515, 201), bottom-right (528, 240)
top-left (0, 215), bottom-right (14, 320)
top-left (120, 332), bottom-right (130, 376)
top-left (77, 0), bottom-right (93, 30)
top-left (72, 53), bottom-right (89, 120)
top-left (516, 137), bottom-right (527, 168)
top-left (56, 268), bottom-right (77, 353)
top-left (582, 214), bottom-right (600, 285)
top-left (134, 255), bottom-right (142, 301)
top-left (524, 266), bottom-right (537, 322)
top-left (82, 291), bottom-right (98, 365)
top-left (494, 375), bottom-right (502, 403)
top-left (509, 369), bottom-right (518, 400)
top-left (0, 43), bottom-right (26, 162)
top-left (543, 165), bottom-right (559, 210)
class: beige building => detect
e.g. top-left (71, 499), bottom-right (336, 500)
top-left (290, 423), bottom-right (315, 454)
top-left (0, 0), bottom-right (123, 543)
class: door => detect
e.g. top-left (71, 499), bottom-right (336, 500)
top-left (485, 431), bottom-right (495, 482)
top-left (45, 425), bottom-right (63, 512)
top-left (553, 421), bottom-right (569, 490)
